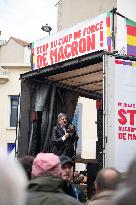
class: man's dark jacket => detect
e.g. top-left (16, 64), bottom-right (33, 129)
top-left (51, 123), bottom-right (78, 158)
top-left (64, 182), bottom-right (86, 203)
top-left (25, 175), bottom-right (82, 205)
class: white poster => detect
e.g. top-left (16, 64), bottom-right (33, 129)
top-left (114, 59), bottom-right (136, 172)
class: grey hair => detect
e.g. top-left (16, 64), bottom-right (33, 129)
top-left (57, 113), bottom-right (67, 119)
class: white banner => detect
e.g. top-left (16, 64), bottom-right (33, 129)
top-left (114, 59), bottom-right (136, 172)
top-left (32, 12), bottom-right (112, 70)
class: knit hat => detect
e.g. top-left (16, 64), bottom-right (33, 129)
top-left (32, 153), bottom-right (61, 177)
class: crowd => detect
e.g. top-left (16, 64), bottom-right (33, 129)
top-left (2, 112), bottom-right (136, 205)
top-left (2, 151), bottom-right (136, 205)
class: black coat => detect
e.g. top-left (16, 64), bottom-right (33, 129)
top-left (50, 123), bottom-right (78, 158)
top-left (66, 183), bottom-right (87, 203)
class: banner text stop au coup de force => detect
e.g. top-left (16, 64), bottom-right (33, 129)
top-left (32, 12), bottom-right (111, 70)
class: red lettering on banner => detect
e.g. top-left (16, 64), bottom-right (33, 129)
top-left (33, 14), bottom-right (109, 70)
top-left (117, 101), bottom-right (136, 141)
top-left (71, 41), bottom-right (78, 57)
top-left (118, 109), bottom-right (127, 125)
top-left (37, 44), bottom-right (48, 54)
top-left (50, 41), bottom-right (53, 49)
top-left (100, 21), bottom-right (103, 30)
top-left (118, 109), bottom-right (136, 126)
top-left (69, 34), bottom-right (72, 41)
top-left (52, 40), bottom-right (57, 48)
top-left (118, 133), bottom-right (136, 140)
top-left (37, 53), bottom-right (48, 68)
top-left (118, 102), bottom-right (122, 106)
top-left (118, 133), bottom-right (126, 140)
top-left (127, 110), bottom-right (136, 125)
top-left (74, 30), bottom-right (81, 40)
top-left (124, 103), bottom-right (127, 107)
top-left (79, 38), bottom-right (86, 53)
top-left (49, 34), bottom-right (96, 64)
top-left (50, 48), bottom-right (57, 64)
top-left (128, 133), bottom-right (136, 140)
top-left (87, 35), bottom-right (95, 51)
top-left (42, 53), bottom-right (48, 67)
top-left (119, 126), bottom-right (136, 132)
top-left (95, 23), bottom-right (99, 31)
top-left (118, 102), bottom-right (136, 108)
top-left (58, 46), bottom-right (65, 61)
top-left (51, 33), bottom-right (73, 48)
top-left (64, 44), bottom-right (71, 58)
top-left (117, 102), bottom-right (136, 141)
top-left (83, 21), bottom-right (104, 36)
top-left (37, 47), bottom-right (42, 54)
top-left (37, 55), bottom-right (42, 68)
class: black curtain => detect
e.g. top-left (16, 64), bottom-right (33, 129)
top-left (28, 81), bottom-right (79, 156)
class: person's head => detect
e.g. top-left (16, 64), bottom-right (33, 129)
top-left (32, 153), bottom-right (61, 178)
top-left (74, 171), bottom-right (79, 183)
top-left (60, 155), bottom-right (73, 182)
top-left (58, 113), bottom-right (67, 127)
top-left (19, 156), bottom-right (34, 180)
top-left (0, 153), bottom-right (27, 205)
top-left (78, 174), bottom-right (84, 184)
top-left (95, 167), bottom-right (121, 193)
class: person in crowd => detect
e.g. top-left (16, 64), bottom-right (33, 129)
top-left (74, 171), bottom-right (80, 183)
top-left (19, 155), bottom-right (34, 180)
top-left (112, 157), bottom-right (136, 205)
top-left (51, 113), bottom-right (78, 159)
top-left (78, 174), bottom-right (85, 184)
top-left (25, 152), bottom-right (82, 205)
top-left (0, 153), bottom-right (27, 205)
top-left (87, 167), bottom-right (121, 205)
top-left (60, 155), bottom-right (87, 203)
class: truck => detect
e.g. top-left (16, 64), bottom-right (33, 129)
top-left (17, 9), bottom-right (136, 196)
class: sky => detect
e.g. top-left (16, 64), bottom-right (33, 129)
top-left (0, 0), bottom-right (58, 42)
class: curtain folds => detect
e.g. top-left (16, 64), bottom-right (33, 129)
top-left (28, 82), bottom-right (79, 156)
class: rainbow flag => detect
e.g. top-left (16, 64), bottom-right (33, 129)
top-left (106, 12), bottom-right (112, 52)
top-left (126, 18), bottom-right (136, 57)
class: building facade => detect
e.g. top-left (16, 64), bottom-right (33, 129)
top-left (57, 0), bottom-right (136, 32)
top-left (0, 37), bottom-right (31, 156)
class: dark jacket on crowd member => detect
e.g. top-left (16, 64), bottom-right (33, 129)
top-left (51, 123), bottom-right (78, 158)
top-left (25, 174), bottom-right (82, 205)
top-left (64, 182), bottom-right (86, 203)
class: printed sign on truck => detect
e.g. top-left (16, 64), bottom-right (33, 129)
top-left (114, 59), bottom-right (136, 172)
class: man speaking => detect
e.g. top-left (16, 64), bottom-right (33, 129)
top-left (51, 113), bottom-right (78, 159)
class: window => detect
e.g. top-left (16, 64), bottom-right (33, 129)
top-left (7, 142), bottom-right (16, 154)
top-left (10, 96), bottom-right (19, 127)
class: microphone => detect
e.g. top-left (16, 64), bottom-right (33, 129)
top-left (67, 124), bottom-right (74, 134)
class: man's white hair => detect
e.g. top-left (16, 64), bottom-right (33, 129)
top-left (0, 152), bottom-right (27, 205)
top-left (58, 113), bottom-right (67, 119)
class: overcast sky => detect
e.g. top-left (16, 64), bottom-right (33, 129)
top-left (0, 0), bottom-right (58, 42)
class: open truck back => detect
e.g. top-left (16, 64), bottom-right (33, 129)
top-left (17, 9), bottom-right (136, 187)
